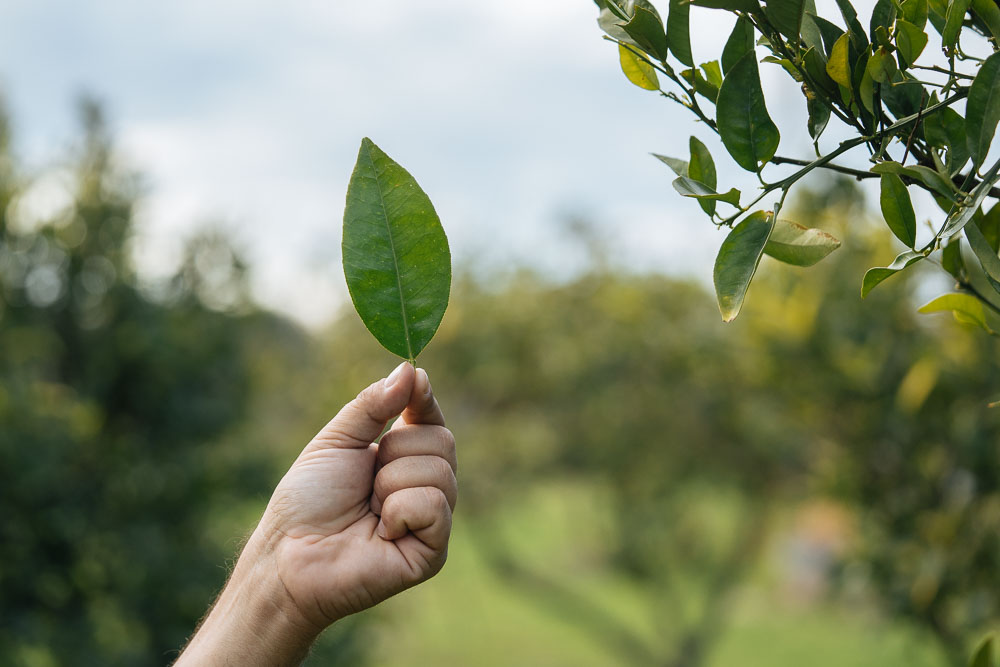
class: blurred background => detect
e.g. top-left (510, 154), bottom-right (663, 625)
top-left (2, 1), bottom-right (1000, 666)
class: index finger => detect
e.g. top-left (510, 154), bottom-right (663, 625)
top-left (399, 368), bottom-right (445, 427)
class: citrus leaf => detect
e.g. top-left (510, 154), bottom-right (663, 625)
top-left (619, 43), bottom-right (660, 90)
top-left (901, 0), bottom-right (929, 29)
top-left (667, 0), bottom-right (694, 66)
top-left (871, 161), bottom-right (958, 200)
top-left (941, 158), bottom-right (1000, 236)
top-left (826, 33), bottom-right (853, 88)
top-left (972, 0), bottom-right (1000, 42)
top-left (689, 136), bottom-right (718, 215)
top-left (717, 53), bottom-right (780, 172)
top-left (919, 293), bottom-right (995, 333)
top-left (764, 219), bottom-right (841, 266)
top-left (870, 0), bottom-right (898, 41)
top-left (714, 211), bottom-right (774, 321)
top-left (896, 20), bottom-right (928, 68)
top-left (966, 219), bottom-right (1000, 282)
top-left (861, 250), bottom-right (924, 298)
top-left (923, 102), bottom-right (969, 172)
top-left (672, 176), bottom-right (741, 206)
top-left (969, 637), bottom-right (995, 667)
top-left (766, 0), bottom-right (807, 41)
top-left (620, 5), bottom-right (670, 61)
top-left (941, 234), bottom-right (967, 280)
top-left (879, 172), bottom-right (918, 247)
top-left (722, 15), bottom-right (755, 75)
top-left (966, 52), bottom-right (1000, 170)
top-left (652, 153), bottom-right (690, 176)
top-left (343, 138), bottom-right (451, 361)
top-left (807, 96), bottom-right (832, 140)
top-left (942, 0), bottom-right (972, 51)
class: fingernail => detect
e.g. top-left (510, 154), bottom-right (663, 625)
top-left (385, 362), bottom-right (407, 389)
top-left (417, 368), bottom-right (432, 395)
top-left (376, 520), bottom-right (388, 539)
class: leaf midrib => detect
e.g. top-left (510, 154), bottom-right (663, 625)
top-left (364, 142), bottom-right (414, 361)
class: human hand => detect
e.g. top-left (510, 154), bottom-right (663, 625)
top-left (176, 363), bottom-right (456, 665)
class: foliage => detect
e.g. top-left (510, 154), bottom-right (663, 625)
top-left (594, 0), bottom-right (1000, 332)
top-left (342, 137), bottom-right (451, 362)
top-left (0, 100), bottom-right (366, 666)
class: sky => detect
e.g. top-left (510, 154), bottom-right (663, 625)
top-left (0, 0), bottom-right (925, 327)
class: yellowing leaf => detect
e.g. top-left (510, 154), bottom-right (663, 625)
top-left (619, 43), bottom-right (659, 91)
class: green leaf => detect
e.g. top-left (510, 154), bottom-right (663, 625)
top-left (941, 158), bottom-right (1000, 236)
top-left (895, 20), bottom-right (928, 68)
top-left (722, 15), bottom-right (755, 75)
top-left (972, 0), bottom-right (1000, 43)
top-left (681, 67), bottom-right (721, 102)
top-left (766, 0), bottom-right (807, 41)
top-left (689, 0), bottom-right (760, 10)
top-left (901, 0), bottom-right (929, 29)
top-left (919, 293), bottom-right (995, 333)
top-left (942, 0), bottom-right (972, 51)
top-left (826, 33), bottom-right (853, 88)
top-left (619, 43), bottom-right (660, 90)
top-left (597, 7), bottom-right (637, 44)
top-left (928, 0), bottom-right (949, 33)
top-left (667, 0), bottom-right (694, 66)
top-left (714, 211), bottom-right (774, 321)
top-left (969, 636), bottom-right (994, 667)
top-left (923, 101), bottom-right (969, 172)
top-left (982, 202), bottom-right (1000, 251)
top-left (343, 138), bottom-right (451, 361)
top-left (620, 5), bottom-right (670, 61)
top-left (764, 219), bottom-right (841, 266)
top-left (870, 0), bottom-right (898, 41)
top-left (717, 53), bottom-right (781, 172)
top-left (835, 0), bottom-right (870, 48)
top-left (967, 218), bottom-right (1000, 282)
top-left (871, 161), bottom-right (958, 200)
top-left (941, 234), bottom-right (967, 280)
top-left (701, 60), bottom-right (724, 89)
top-left (812, 14), bottom-right (847, 56)
top-left (879, 173), bottom-right (918, 247)
top-left (652, 153), bottom-right (690, 176)
top-left (672, 176), bottom-right (741, 206)
top-left (966, 52), bottom-right (1000, 170)
top-left (867, 47), bottom-right (898, 84)
top-left (807, 96), bottom-right (831, 140)
top-left (689, 136), bottom-right (718, 215)
top-left (861, 250), bottom-right (923, 297)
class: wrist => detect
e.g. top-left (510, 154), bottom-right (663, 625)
top-left (176, 524), bottom-right (320, 666)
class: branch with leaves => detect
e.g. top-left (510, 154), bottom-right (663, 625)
top-left (595, 0), bottom-right (1000, 333)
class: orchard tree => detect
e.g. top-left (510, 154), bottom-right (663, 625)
top-left (594, 0), bottom-right (1000, 333)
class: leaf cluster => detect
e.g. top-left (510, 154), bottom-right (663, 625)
top-left (596, 0), bottom-right (1000, 331)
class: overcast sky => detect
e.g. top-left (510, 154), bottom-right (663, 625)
top-left (0, 0), bottom-right (909, 326)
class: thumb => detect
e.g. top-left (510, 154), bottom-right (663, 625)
top-left (311, 362), bottom-right (415, 449)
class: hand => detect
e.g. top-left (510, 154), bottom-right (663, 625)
top-left (176, 363), bottom-right (457, 665)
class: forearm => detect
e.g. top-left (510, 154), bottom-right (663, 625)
top-left (175, 527), bottom-right (319, 666)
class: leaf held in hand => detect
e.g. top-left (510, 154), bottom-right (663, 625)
top-left (714, 211), bottom-right (774, 322)
top-left (343, 138), bottom-right (451, 361)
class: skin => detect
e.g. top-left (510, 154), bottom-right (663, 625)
top-left (175, 363), bottom-right (457, 666)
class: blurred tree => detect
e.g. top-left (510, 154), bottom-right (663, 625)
top-left (0, 98), bottom-right (368, 666)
